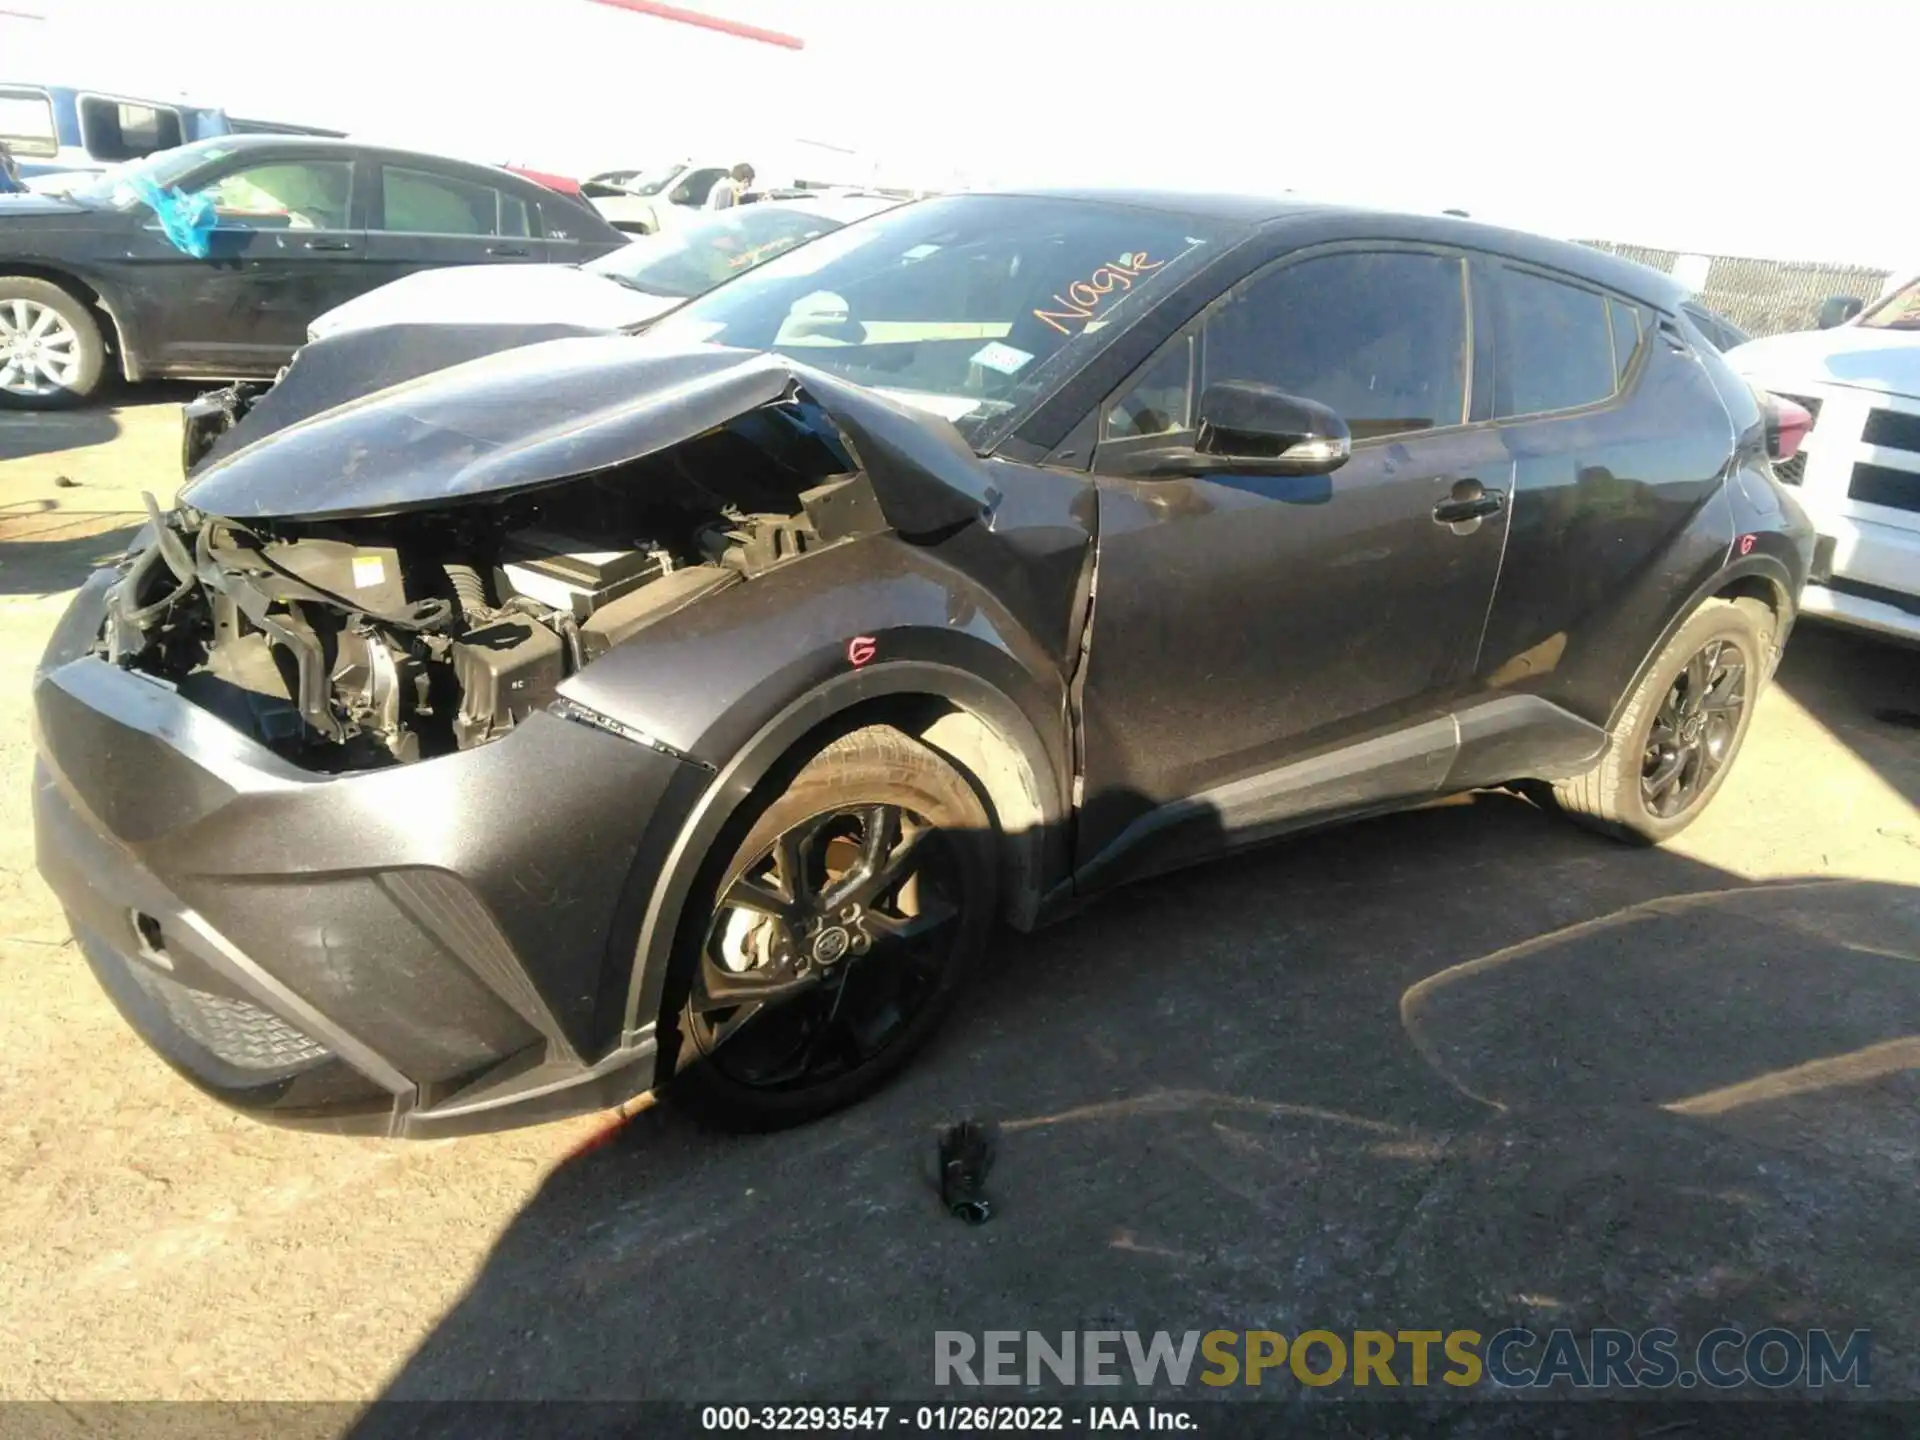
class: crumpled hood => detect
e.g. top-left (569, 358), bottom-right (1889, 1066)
top-left (177, 333), bottom-right (1002, 538)
top-left (1727, 325), bottom-right (1920, 401)
top-left (307, 262), bottom-right (679, 340)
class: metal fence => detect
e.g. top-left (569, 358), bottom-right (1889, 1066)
top-left (1579, 240), bottom-right (1891, 339)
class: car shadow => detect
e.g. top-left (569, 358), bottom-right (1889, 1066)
top-left (355, 773), bottom-right (1918, 1410)
top-left (1772, 620), bottom-right (1920, 811)
top-left (0, 501), bottom-right (140, 597)
top-left (0, 404), bottom-right (120, 462)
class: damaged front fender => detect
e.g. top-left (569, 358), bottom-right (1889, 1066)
top-left (179, 334), bottom-right (1003, 541)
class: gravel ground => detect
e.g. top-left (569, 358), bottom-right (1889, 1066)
top-left (0, 394), bottom-right (1915, 1406)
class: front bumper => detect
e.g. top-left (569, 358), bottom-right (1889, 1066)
top-left (33, 626), bottom-right (709, 1136)
top-left (1800, 512), bottom-right (1920, 646)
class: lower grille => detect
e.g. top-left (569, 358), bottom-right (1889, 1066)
top-left (1848, 462), bottom-right (1920, 514)
top-left (126, 963), bottom-right (332, 1071)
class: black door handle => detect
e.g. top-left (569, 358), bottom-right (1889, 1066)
top-left (1433, 479), bottom-right (1507, 526)
top-left (305, 238), bottom-right (354, 252)
top-left (488, 244), bottom-right (530, 257)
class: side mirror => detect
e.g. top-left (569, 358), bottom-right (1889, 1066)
top-left (1817, 296), bottom-right (1863, 329)
top-left (1193, 382), bottom-right (1351, 474)
top-left (1111, 383), bottom-right (1351, 481)
top-left (669, 185), bottom-right (693, 205)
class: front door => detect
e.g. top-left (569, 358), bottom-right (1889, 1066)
top-left (141, 152), bottom-right (368, 374)
top-left (1075, 245), bottom-right (1513, 882)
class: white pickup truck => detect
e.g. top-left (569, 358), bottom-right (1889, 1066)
top-left (580, 161), bottom-right (741, 235)
top-left (1727, 273), bottom-right (1920, 645)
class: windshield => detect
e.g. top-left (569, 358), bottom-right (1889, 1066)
top-left (588, 204), bottom-right (854, 299)
top-left (1857, 276), bottom-right (1920, 331)
top-left (645, 194), bottom-right (1232, 448)
top-left (63, 139), bottom-right (236, 206)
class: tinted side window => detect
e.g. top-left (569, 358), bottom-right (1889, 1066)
top-left (381, 166), bottom-right (507, 236)
top-left (499, 192), bottom-right (532, 238)
top-left (1202, 251), bottom-right (1468, 441)
top-left (1105, 334), bottom-right (1193, 439)
top-left (200, 160), bottom-right (354, 231)
top-left (1497, 268), bottom-right (1617, 417)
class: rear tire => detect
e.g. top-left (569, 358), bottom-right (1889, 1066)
top-left (0, 277), bottom-right (106, 409)
top-left (665, 725), bottom-right (997, 1132)
top-left (1550, 597), bottom-right (1772, 845)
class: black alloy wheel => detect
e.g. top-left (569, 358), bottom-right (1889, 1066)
top-left (668, 724), bottom-right (996, 1130)
top-left (687, 802), bottom-right (965, 1090)
top-left (1641, 637), bottom-right (1748, 819)
top-left (1549, 596), bottom-right (1772, 845)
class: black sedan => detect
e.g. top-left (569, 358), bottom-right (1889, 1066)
top-left (32, 190), bottom-right (1814, 1135)
top-left (0, 135), bottom-right (625, 407)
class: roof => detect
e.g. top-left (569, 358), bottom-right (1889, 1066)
top-left (978, 186), bottom-right (1330, 225)
top-left (169, 132), bottom-right (528, 177)
top-left (974, 187), bottom-right (1693, 310)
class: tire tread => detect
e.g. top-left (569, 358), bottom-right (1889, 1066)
top-left (1550, 597), bottom-right (1773, 846)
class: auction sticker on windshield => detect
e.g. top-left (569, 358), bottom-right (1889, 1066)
top-left (970, 341), bottom-right (1033, 376)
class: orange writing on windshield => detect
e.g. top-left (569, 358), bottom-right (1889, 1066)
top-left (1032, 251), bottom-right (1166, 336)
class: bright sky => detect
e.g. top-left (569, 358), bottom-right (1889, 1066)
top-left (5, 0), bottom-right (1913, 268)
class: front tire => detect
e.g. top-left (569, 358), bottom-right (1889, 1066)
top-left (665, 725), bottom-right (997, 1132)
top-left (1551, 597), bottom-right (1772, 845)
top-left (0, 277), bottom-right (106, 409)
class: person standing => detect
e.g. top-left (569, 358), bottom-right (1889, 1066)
top-left (0, 141), bottom-right (24, 195)
top-left (705, 162), bottom-right (755, 211)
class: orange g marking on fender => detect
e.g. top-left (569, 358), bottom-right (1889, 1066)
top-left (1738, 533), bottom-right (1756, 555)
top-left (847, 635), bottom-right (877, 667)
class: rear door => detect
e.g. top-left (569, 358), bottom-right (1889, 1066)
top-left (539, 196), bottom-right (616, 265)
top-left (361, 160), bottom-right (549, 291)
top-left (136, 149), bottom-right (367, 374)
top-left (1471, 259), bottom-right (1737, 725)
top-left (1075, 244), bottom-right (1513, 881)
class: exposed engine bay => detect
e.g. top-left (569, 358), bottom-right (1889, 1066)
top-left (102, 444), bottom-right (886, 772)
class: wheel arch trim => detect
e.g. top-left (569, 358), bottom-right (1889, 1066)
top-left (621, 659), bottom-right (1070, 1058)
top-left (1607, 550), bottom-right (1798, 733)
top-left (0, 261), bottom-right (138, 379)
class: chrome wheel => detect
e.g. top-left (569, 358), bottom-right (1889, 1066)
top-left (0, 297), bottom-right (84, 399)
top-left (1641, 638), bottom-right (1747, 819)
top-left (686, 802), bottom-right (967, 1092)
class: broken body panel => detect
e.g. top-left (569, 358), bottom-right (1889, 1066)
top-left (35, 328), bottom-right (1094, 1134)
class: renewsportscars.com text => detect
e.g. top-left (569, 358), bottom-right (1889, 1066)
top-left (934, 1328), bottom-right (1871, 1390)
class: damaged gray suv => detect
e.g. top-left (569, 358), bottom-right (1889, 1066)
top-left (32, 190), bottom-right (1812, 1133)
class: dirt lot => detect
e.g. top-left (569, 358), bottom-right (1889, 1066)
top-left (1, 393), bottom-right (1916, 1405)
